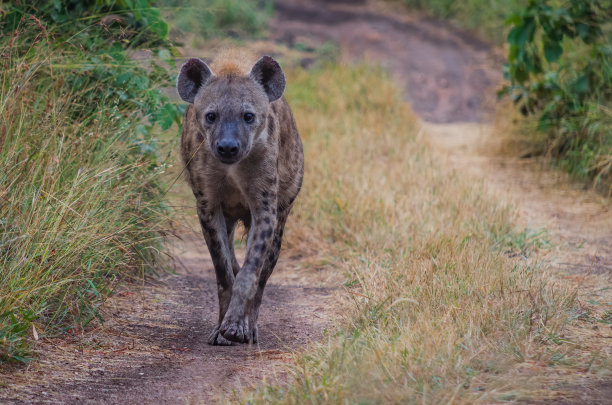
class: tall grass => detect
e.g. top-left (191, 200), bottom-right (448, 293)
top-left (242, 64), bottom-right (577, 403)
top-left (0, 33), bottom-right (169, 362)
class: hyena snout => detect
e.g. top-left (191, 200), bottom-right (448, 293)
top-left (213, 122), bottom-right (247, 164)
top-left (216, 138), bottom-right (239, 160)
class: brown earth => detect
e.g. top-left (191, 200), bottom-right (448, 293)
top-left (272, 0), bottom-right (503, 123)
top-left (1, 0), bottom-right (610, 403)
top-left (0, 231), bottom-right (338, 404)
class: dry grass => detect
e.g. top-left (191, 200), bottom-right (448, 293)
top-left (0, 40), bottom-right (169, 362)
top-left (238, 63), bottom-right (580, 403)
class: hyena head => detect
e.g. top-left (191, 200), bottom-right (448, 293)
top-left (177, 55), bottom-right (285, 164)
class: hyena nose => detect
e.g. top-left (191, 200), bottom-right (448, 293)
top-left (217, 138), bottom-right (239, 158)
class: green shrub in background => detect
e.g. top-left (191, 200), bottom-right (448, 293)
top-left (0, 0), bottom-right (181, 362)
top-left (500, 0), bottom-right (612, 193)
top-left (159, 0), bottom-right (272, 40)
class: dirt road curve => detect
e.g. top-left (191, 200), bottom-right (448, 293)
top-left (272, 0), bottom-right (503, 123)
top-left (1, 0), bottom-right (609, 403)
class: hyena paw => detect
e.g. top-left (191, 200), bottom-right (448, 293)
top-left (220, 314), bottom-right (256, 344)
top-left (208, 327), bottom-right (233, 346)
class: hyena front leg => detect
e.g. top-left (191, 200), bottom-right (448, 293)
top-left (249, 208), bottom-right (290, 343)
top-left (197, 201), bottom-right (235, 346)
top-left (220, 201), bottom-right (277, 343)
top-left (225, 217), bottom-right (241, 277)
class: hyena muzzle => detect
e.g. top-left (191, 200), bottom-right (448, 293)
top-left (176, 50), bottom-right (304, 345)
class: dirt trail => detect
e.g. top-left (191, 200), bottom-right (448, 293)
top-left (0, 230), bottom-right (337, 404)
top-left (1, 0), bottom-right (609, 403)
top-left (272, 0), bottom-right (503, 123)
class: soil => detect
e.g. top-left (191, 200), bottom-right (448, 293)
top-left (1, 0), bottom-right (609, 403)
top-left (272, 0), bottom-right (503, 123)
top-left (0, 233), bottom-right (338, 404)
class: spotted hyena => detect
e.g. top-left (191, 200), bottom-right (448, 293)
top-left (176, 50), bottom-right (304, 345)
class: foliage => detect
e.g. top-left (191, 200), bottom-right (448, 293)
top-left (159, 0), bottom-right (272, 40)
top-left (0, 0), bottom-right (180, 362)
top-left (500, 0), bottom-right (612, 192)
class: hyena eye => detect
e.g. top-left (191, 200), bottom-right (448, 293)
top-left (243, 112), bottom-right (255, 123)
top-left (205, 112), bottom-right (216, 123)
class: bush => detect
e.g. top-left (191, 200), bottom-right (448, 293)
top-left (0, 0), bottom-right (180, 362)
top-left (500, 0), bottom-right (612, 193)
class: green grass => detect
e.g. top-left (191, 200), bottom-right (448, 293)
top-left (0, 2), bottom-right (177, 362)
top-left (160, 0), bottom-right (272, 41)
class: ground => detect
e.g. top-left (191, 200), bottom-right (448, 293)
top-left (0, 0), bottom-right (609, 403)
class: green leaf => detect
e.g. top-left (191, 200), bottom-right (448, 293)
top-left (154, 103), bottom-right (179, 130)
top-left (512, 63), bottom-right (529, 84)
top-left (141, 8), bottom-right (169, 40)
top-left (544, 41), bottom-right (563, 62)
top-left (508, 17), bottom-right (536, 46)
top-left (577, 23), bottom-right (589, 40)
top-left (574, 74), bottom-right (589, 93)
top-left (505, 14), bottom-right (522, 27)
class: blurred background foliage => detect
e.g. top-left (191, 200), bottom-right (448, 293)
top-left (501, 0), bottom-right (612, 193)
top-left (159, 0), bottom-right (272, 41)
top-left (403, 0), bottom-right (611, 193)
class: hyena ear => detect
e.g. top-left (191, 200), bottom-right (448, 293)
top-left (177, 58), bottom-right (213, 103)
top-left (249, 55), bottom-right (286, 102)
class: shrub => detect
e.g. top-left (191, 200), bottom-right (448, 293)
top-left (500, 0), bottom-right (612, 193)
top-left (0, 0), bottom-right (180, 362)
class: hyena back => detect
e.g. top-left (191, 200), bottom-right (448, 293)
top-left (177, 50), bottom-right (304, 344)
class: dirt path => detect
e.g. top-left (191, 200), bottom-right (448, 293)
top-left (0, 229), bottom-right (337, 404)
top-left (1, 1), bottom-right (609, 403)
top-left (272, 0), bottom-right (503, 123)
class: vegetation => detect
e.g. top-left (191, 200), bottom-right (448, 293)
top-left (0, 0), bottom-right (272, 366)
top-left (0, 0), bottom-right (273, 364)
top-left (0, 0), bottom-right (179, 362)
top-left (400, 0), bottom-right (526, 43)
top-left (242, 64), bottom-right (579, 403)
top-left (501, 0), bottom-right (612, 194)
top-left (159, 0), bottom-right (272, 41)
top-left (402, 0), bottom-right (612, 194)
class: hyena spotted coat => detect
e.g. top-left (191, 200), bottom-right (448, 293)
top-left (177, 50), bottom-right (304, 345)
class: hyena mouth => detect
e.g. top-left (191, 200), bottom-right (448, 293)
top-left (215, 154), bottom-right (242, 165)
